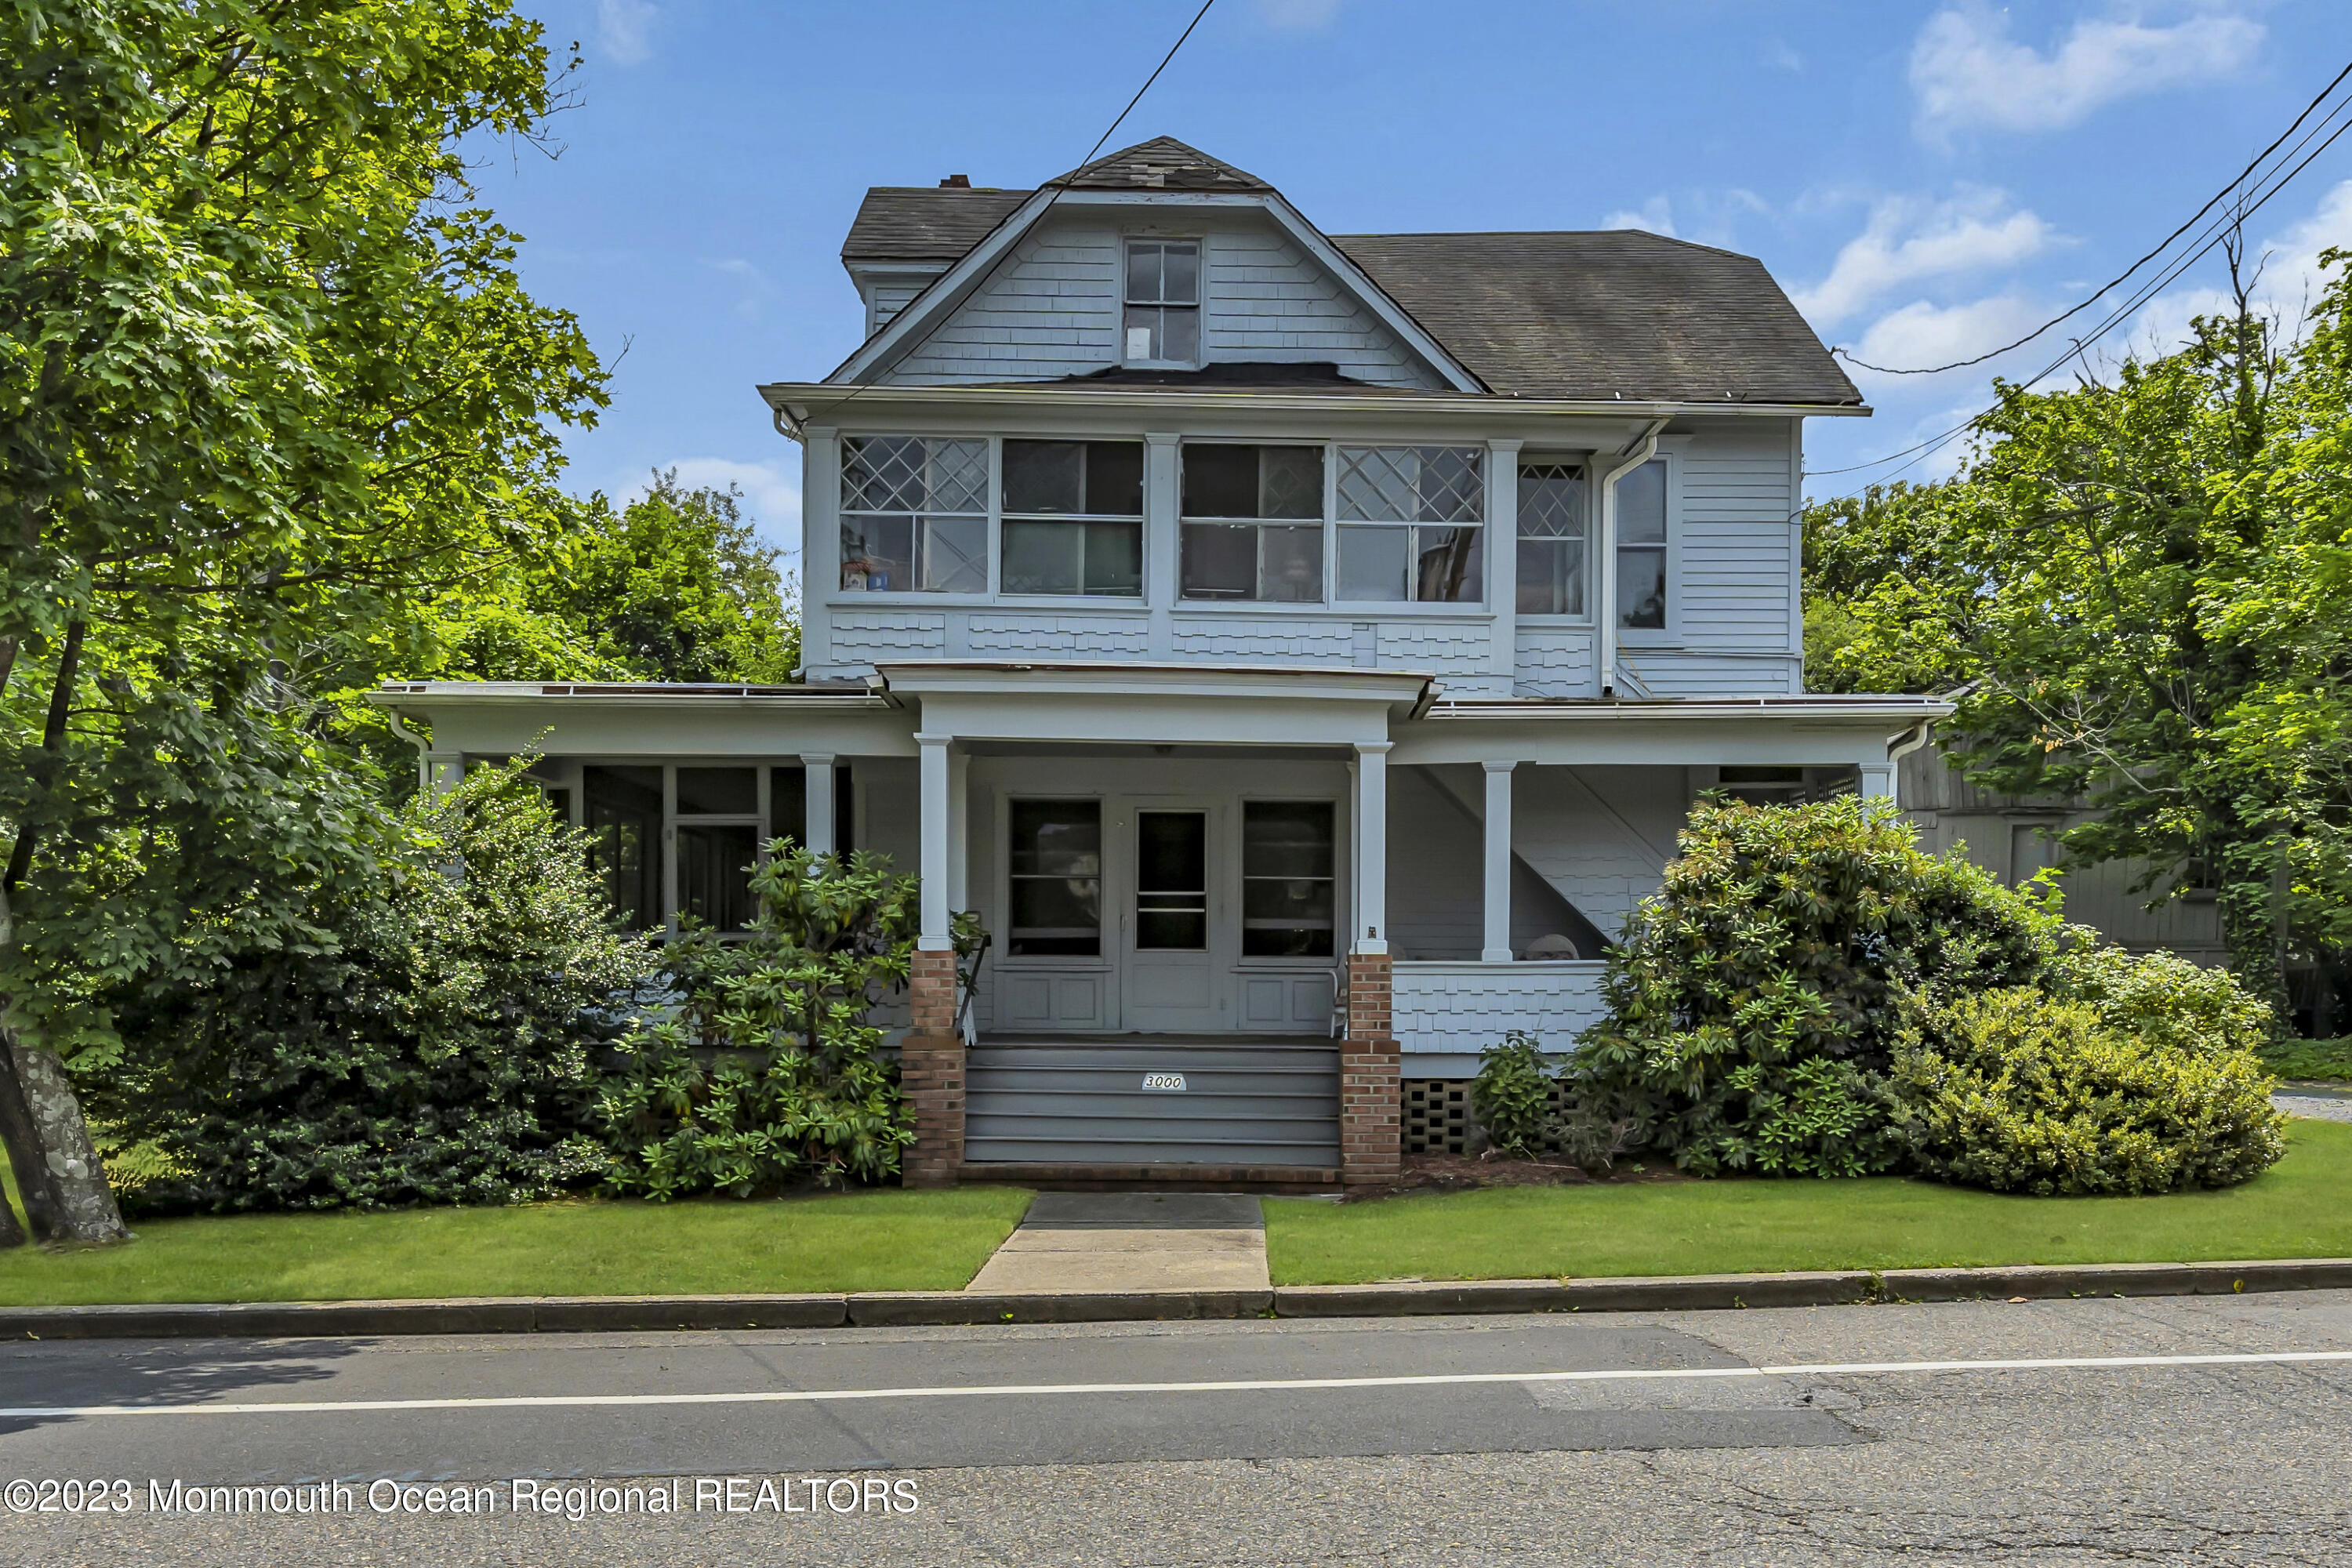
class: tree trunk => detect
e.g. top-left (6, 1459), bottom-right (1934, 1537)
top-left (0, 1028), bottom-right (65, 1239)
top-left (0, 1033), bottom-right (126, 1243)
top-left (0, 1185), bottom-right (22, 1249)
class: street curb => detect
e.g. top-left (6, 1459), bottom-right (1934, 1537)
top-left (5, 1260), bottom-right (2350, 1340)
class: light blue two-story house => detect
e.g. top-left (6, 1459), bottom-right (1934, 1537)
top-left (376, 139), bottom-right (1947, 1189)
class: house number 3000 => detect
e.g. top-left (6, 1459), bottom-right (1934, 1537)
top-left (1140, 1073), bottom-right (1187, 1091)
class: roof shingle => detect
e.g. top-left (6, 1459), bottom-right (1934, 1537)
top-left (1332, 230), bottom-right (1859, 406)
top-left (842, 185), bottom-right (1031, 261)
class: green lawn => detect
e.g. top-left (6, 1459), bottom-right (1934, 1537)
top-left (0, 1181), bottom-right (1033, 1305)
top-left (2261, 1036), bottom-right (2352, 1082)
top-left (1265, 1119), bottom-right (2352, 1287)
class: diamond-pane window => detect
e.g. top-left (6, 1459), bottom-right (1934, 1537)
top-left (1333, 446), bottom-right (1483, 604)
top-left (1337, 446), bottom-right (1483, 524)
top-left (1517, 462), bottom-right (1587, 616)
top-left (840, 437), bottom-right (989, 594)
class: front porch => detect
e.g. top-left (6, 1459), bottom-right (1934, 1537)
top-left (375, 671), bottom-right (1941, 1190)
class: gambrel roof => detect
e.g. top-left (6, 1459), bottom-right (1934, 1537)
top-left (829, 138), bottom-right (1859, 408)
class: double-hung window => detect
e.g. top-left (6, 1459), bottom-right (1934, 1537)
top-left (1179, 444), bottom-right (1325, 601)
top-left (1615, 459), bottom-right (1668, 630)
top-left (1007, 800), bottom-right (1102, 957)
top-left (1000, 439), bottom-right (1144, 596)
top-left (839, 436), bottom-right (988, 593)
top-left (1123, 240), bottom-right (1200, 365)
top-left (1516, 462), bottom-right (1587, 616)
top-left (1335, 445), bottom-right (1485, 603)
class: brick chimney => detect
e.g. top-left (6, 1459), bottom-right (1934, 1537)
top-left (939, 174), bottom-right (971, 189)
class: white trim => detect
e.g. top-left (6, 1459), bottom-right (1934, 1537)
top-left (765, 379), bottom-right (1868, 426)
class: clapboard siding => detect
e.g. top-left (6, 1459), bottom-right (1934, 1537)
top-left (869, 280), bottom-right (927, 336)
top-left (885, 226), bottom-right (1123, 383)
top-left (882, 215), bottom-right (1440, 387)
top-left (1203, 230), bottom-right (1440, 387)
top-left (1675, 423), bottom-right (1798, 659)
top-left (1621, 651), bottom-right (1802, 695)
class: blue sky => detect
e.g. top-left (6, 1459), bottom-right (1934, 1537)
top-left (484, 1), bottom-right (2352, 563)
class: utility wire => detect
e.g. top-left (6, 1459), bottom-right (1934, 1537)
top-left (803, 0), bottom-right (1217, 428)
top-left (1835, 57), bottom-right (2352, 376)
top-left (1808, 91), bottom-right (2352, 482)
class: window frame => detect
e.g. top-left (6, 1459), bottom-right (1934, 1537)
top-left (1330, 445), bottom-right (1487, 607)
top-left (996, 437), bottom-right (1148, 601)
top-left (1004, 796), bottom-right (1108, 960)
top-left (1513, 456), bottom-right (1592, 622)
top-left (1236, 797), bottom-right (1339, 962)
top-left (1612, 451), bottom-right (1682, 645)
top-left (1174, 440), bottom-right (1493, 611)
top-left (1120, 237), bottom-right (1203, 368)
top-left (837, 434), bottom-right (993, 599)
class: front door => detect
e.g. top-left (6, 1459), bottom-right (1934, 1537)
top-left (1120, 807), bottom-right (1220, 1032)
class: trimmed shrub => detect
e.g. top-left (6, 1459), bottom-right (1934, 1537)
top-left (103, 764), bottom-right (657, 1212)
top-left (594, 848), bottom-right (921, 1196)
top-left (1573, 793), bottom-right (2067, 1176)
top-left (1886, 986), bottom-right (2286, 1195)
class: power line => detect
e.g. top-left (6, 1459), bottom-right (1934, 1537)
top-left (804, 0), bottom-right (1217, 429)
top-left (1835, 57), bottom-right (2352, 376)
top-left (1808, 89), bottom-right (2352, 483)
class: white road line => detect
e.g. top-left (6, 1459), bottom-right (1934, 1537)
top-left (5, 1349), bottom-right (2350, 1421)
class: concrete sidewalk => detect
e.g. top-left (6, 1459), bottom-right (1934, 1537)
top-left (965, 1192), bottom-right (1271, 1294)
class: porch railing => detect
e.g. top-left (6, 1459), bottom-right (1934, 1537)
top-left (1391, 960), bottom-right (1610, 1056)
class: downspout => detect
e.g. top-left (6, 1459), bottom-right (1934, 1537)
top-left (385, 706), bottom-right (431, 796)
top-left (1595, 418), bottom-right (1670, 696)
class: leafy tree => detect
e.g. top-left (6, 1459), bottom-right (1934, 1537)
top-left (0, 0), bottom-right (607, 1239)
top-left (92, 760), bottom-right (656, 1212)
top-left (541, 475), bottom-right (800, 684)
top-left (1802, 248), bottom-right (2352, 1022)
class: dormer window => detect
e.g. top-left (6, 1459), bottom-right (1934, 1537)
top-left (1123, 240), bottom-right (1200, 365)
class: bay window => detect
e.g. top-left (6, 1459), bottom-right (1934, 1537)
top-left (1179, 443), bottom-right (1325, 601)
top-left (1334, 445), bottom-right (1484, 603)
top-left (1000, 439), bottom-right (1144, 596)
top-left (1516, 462), bottom-right (1587, 616)
top-left (840, 436), bottom-right (988, 593)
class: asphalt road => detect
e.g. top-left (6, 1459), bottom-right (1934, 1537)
top-left (4, 1289), bottom-right (2350, 1565)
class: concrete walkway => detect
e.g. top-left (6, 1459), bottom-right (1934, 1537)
top-left (966, 1192), bottom-right (1270, 1294)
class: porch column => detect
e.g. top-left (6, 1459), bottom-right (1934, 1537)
top-left (947, 748), bottom-right (970, 911)
top-left (800, 752), bottom-right (837, 855)
top-left (1858, 762), bottom-right (1896, 803)
top-left (423, 753), bottom-right (463, 800)
top-left (905, 731), bottom-right (963, 1189)
top-left (1344, 740), bottom-right (1400, 1185)
top-left (1482, 760), bottom-right (1516, 963)
top-left (1353, 742), bottom-right (1390, 954)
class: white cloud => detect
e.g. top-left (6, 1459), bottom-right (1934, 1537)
top-left (1601, 195), bottom-right (1677, 238)
top-left (1764, 39), bottom-right (1803, 74)
top-left (1911, 4), bottom-right (2263, 139)
top-left (596, 0), bottom-right (657, 66)
top-left (1795, 188), bottom-right (2054, 327)
top-left (1254, 0), bottom-right (1342, 31)
top-left (620, 459), bottom-right (803, 554)
top-left (1845, 294), bottom-right (2048, 385)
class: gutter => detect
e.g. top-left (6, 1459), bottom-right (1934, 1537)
top-left (756, 381), bottom-right (1870, 426)
top-left (1595, 419), bottom-right (1671, 696)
